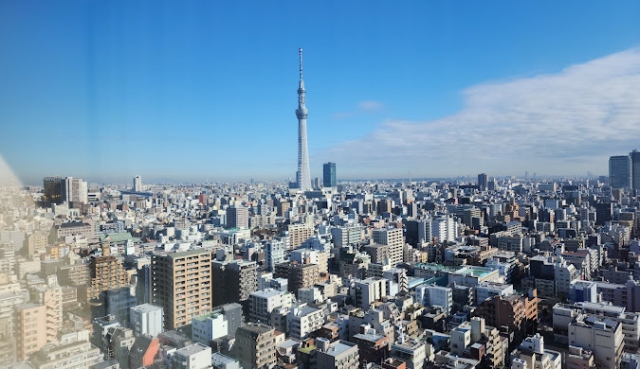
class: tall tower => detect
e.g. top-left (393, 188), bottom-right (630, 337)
top-left (296, 48), bottom-right (312, 191)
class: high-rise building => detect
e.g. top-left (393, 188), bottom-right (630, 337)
top-left (210, 260), bottom-right (258, 307)
top-left (631, 150), bottom-right (640, 190)
top-left (478, 173), bottom-right (488, 191)
top-left (226, 206), bottom-right (249, 229)
top-left (133, 175), bottom-right (143, 192)
top-left (61, 177), bottom-right (88, 204)
top-left (43, 177), bottom-right (63, 204)
top-left (264, 240), bottom-right (286, 272)
top-left (288, 223), bottom-right (314, 249)
top-left (609, 155), bottom-right (631, 189)
top-left (372, 228), bottom-right (404, 265)
top-left (15, 304), bottom-right (47, 361)
top-left (295, 48), bottom-right (312, 191)
top-left (88, 256), bottom-right (130, 304)
top-left (30, 276), bottom-right (63, 345)
top-left (323, 162), bottom-right (336, 188)
top-left (152, 249), bottom-right (212, 330)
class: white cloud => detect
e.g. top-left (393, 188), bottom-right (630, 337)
top-left (332, 100), bottom-right (385, 119)
top-left (319, 48), bottom-right (640, 178)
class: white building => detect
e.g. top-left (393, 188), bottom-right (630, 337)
top-left (417, 285), bottom-right (453, 316)
top-left (511, 333), bottom-right (562, 369)
top-left (249, 289), bottom-right (293, 324)
top-left (264, 240), bottom-right (285, 272)
top-left (130, 304), bottom-right (163, 337)
top-left (351, 278), bottom-right (388, 310)
top-left (568, 314), bottom-right (624, 368)
top-left (287, 304), bottom-right (325, 339)
top-left (170, 343), bottom-right (212, 369)
top-left (476, 282), bottom-right (514, 305)
top-left (133, 175), bottom-right (143, 192)
top-left (555, 258), bottom-right (580, 296)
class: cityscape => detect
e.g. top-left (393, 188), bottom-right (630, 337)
top-left (2, 2), bottom-right (640, 369)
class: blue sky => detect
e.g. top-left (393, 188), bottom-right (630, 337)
top-left (1, 1), bottom-right (640, 185)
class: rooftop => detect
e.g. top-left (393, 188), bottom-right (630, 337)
top-left (324, 341), bottom-right (356, 357)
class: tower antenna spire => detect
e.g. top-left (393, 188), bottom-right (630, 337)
top-left (299, 48), bottom-right (303, 80)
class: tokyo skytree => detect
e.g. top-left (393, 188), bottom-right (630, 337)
top-left (295, 48), bottom-right (312, 191)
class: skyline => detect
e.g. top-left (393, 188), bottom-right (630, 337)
top-left (1, 1), bottom-right (640, 185)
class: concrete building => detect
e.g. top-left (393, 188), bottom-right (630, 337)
top-left (390, 334), bottom-right (426, 369)
top-left (475, 282), bottom-right (514, 305)
top-left (474, 293), bottom-right (538, 349)
top-left (372, 228), bottom-right (404, 266)
top-left (351, 277), bottom-right (388, 310)
top-left (331, 224), bottom-right (362, 248)
top-left (88, 256), bottom-right (130, 304)
top-left (315, 338), bottom-right (360, 369)
top-left (264, 240), bottom-right (286, 272)
top-left (553, 301), bottom-right (640, 352)
top-left (15, 303), bottom-right (47, 361)
top-left (511, 334), bottom-right (562, 369)
top-left (249, 289), bottom-right (293, 324)
top-left (555, 257), bottom-right (580, 297)
top-left (234, 323), bottom-right (277, 369)
top-left (130, 304), bottom-right (163, 337)
top-left (62, 177), bottom-right (88, 204)
top-left (226, 206), bottom-right (248, 229)
top-left (171, 343), bottom-right (212, 369)
top-left (152, 249), bottom-right (212, 330)
top-left (133, 175), bottom-right (143, 192)
top-left (568, 314), bottom-right (624, 368)
top-left (30, 335), bottom-right (102, 369)
top-left (192, 303), bottom-right (242, 345)
top-left (287, 304), bottom-right (325, 339)
top-left (288, 223), bottom-right (314, 249)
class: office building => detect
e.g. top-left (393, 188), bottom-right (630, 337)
top-left (610, 156), bottom-right (632, 189)
top-left (62, 177), bottom-right (88, 204)
top-left (152, 249), bottom-right (212, 330)
top-left (331, 224), bottom-right (362, 248)
top-left (323, 162), bottom-right (336, 188)
top-left (43, 177), bottom-right (63, 204)
top-left (632, 150), bottom-right (640, 190)
top-left (133, 175), bottom-right (143, 192)
top-left (478, 173), bottom-right (488, 191)
top-left (226, 206), bottom-right (249, 229)
top-left (295, 48), bottom-right (312, 191)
